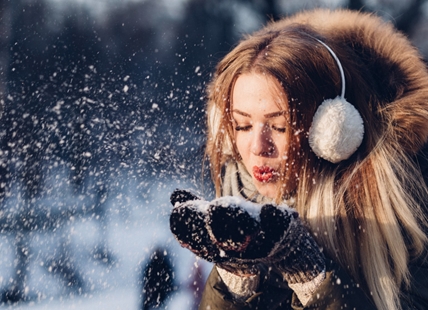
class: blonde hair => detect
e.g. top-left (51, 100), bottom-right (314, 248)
top-left (206, 9), bottom-right (428, 310)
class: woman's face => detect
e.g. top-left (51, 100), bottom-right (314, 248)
top-left (232, 73), bottom-right (290, 199)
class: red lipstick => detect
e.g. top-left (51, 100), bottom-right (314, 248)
top-left (253, 166), bottom-right (276, 182)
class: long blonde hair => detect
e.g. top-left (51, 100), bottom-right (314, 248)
top-left (206, 9), bottom-right (428, 310)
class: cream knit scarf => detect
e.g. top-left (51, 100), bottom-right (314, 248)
top-left (221, 161), bottom-right (274, 204)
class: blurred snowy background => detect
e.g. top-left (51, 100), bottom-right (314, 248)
top-left (0, 0), bottom-right (428, 309)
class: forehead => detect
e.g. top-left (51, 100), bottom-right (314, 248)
top-left (231, 73), bottom-right (288, 112)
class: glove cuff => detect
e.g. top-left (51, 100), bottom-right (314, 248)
top-left (216, 265), bottom-right (260, 301)
top-left (281, 253), bottom-right (325, 284)
top-left (288, 269), bottom-right (326, 306)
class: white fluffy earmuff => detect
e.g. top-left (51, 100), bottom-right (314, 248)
top-left (308, 40), bottom-right (364, 163)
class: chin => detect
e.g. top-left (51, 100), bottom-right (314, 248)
top-left (254, 182), bottom-right (278, 200)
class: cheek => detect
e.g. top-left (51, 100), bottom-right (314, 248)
top-left (273, 134), bottom-right (288, 156)
top-left (234, 133), bottom-right (250, 158)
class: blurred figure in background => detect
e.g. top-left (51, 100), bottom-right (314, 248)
top-left (140, 248), bottom-right (175, 310)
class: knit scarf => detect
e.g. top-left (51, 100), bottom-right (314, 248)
top-left (221, 160), bottom-right (296, 207)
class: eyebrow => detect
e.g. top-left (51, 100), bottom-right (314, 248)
top-left (232, 109), bottom-right (286, 118)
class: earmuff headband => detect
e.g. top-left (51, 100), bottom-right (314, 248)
top-left (308, 39), bottom-right (365, 163)
top-left (315, 39), bottom-right (345, 98)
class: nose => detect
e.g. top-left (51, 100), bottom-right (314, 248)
top-left (251, 123), bottom-right (275, 156)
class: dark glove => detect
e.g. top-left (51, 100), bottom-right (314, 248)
top-left (169, 189), bottom-right (325, 283)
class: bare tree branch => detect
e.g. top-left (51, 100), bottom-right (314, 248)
top-left (394, 0), bottom-right (425, 35)
top-left (346, 0), bottom-right (368, 12)
top-left (0, 0), bottom-right (11, 115)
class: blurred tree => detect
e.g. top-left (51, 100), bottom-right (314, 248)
top-left (45, 239), bottom-right (85, 294)
top-left (393, 0), bottom-right (425, 35)
top-left (0, 232), bottom-right (29, 304)
top-left (347, 0), bottom-right (366, 11)
top-left (0, 0), bottom-right (10, 113)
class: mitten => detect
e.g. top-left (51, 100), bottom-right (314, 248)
top-left (170, 189), bottom-right (325, 287)
top-left (169, 189), bottom-right (259, 275)
top-left (207, 196), bottom-right (325, 286)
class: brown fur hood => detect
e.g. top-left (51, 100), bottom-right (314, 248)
top-left (269, 9), bottom-right (428, 155)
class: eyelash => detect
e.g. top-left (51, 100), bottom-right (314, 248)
top-left (272, 126), bottom-right (286, 133)
top-left (234, 125), bottom-right (286, 133)
top-left (235, 125), bottom-right (252, 132)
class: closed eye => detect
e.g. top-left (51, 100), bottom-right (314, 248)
top-left (235, 125), bottom-right (252, 132)
top-left (272, 126), bottom-right (286, 133)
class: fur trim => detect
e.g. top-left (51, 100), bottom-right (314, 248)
top-left (273, 8), bottom-right (428, 154)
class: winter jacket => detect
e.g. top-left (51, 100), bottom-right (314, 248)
top-left (198, 144), bottom-right (428, 310)
top-left (199, 252), bottom-right (428, 310)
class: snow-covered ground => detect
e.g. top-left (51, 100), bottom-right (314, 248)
top-left (2, 286), bottom-right (206, 310)
top-left (0, 166), bottom-right (212, 309)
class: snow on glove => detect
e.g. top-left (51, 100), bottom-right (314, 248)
top-left (169, 189), bottom-right (219, 261)
top-left (169, 189), bottom-right (325, 285)
top-left (169, 189), bottom-right (259, 275)
top-left (207, 196), bottom-right (326, 286)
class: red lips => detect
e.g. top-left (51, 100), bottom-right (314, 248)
top-left (252, 166), bottom-right (276, 182)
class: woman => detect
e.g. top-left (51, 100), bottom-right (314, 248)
top-left (170, 8), bottom-right (428, 310)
